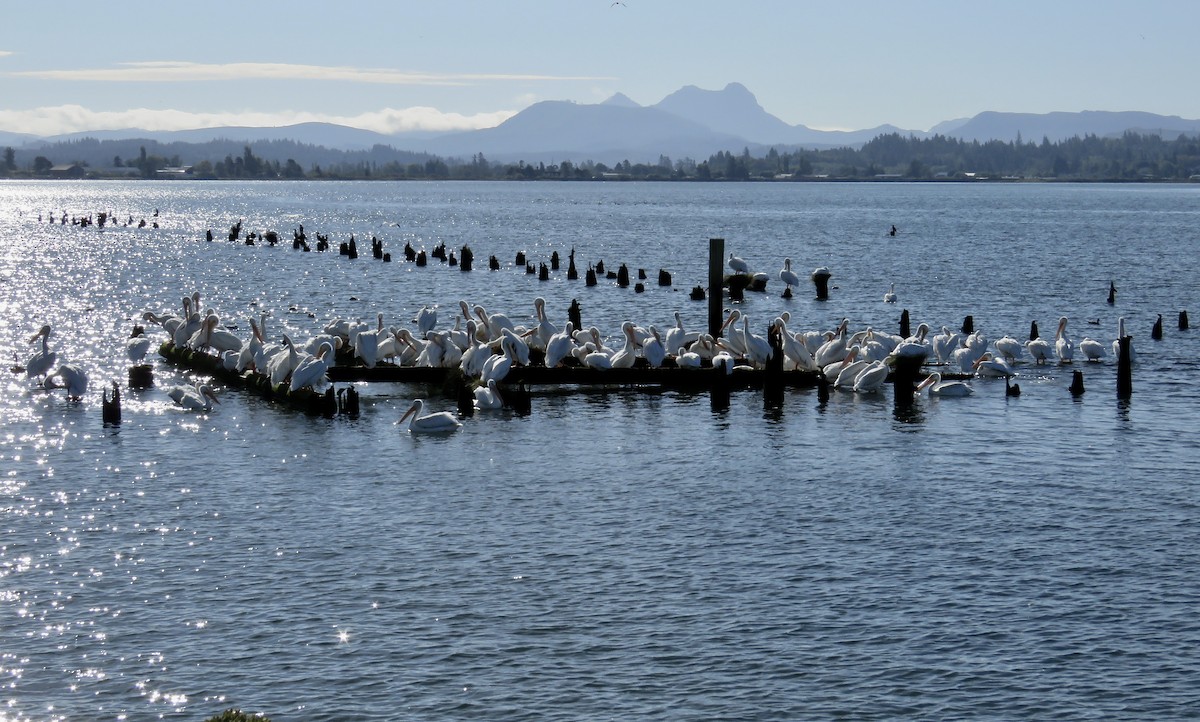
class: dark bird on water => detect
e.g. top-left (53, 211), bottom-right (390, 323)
top-left (1005, 377), bottom-right (1021, 397)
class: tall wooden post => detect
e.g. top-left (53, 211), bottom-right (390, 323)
top-left (1116, 335), bottom-right (1132, 399)
top-left (708, 238), bottom-right (724, 338)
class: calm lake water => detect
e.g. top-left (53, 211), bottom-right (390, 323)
top-left (1, 179), bottom-right (1199, 721)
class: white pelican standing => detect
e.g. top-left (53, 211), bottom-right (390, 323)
top-left (916, 371), bottom-right (974, 397)
top-left (473, 378), bottom-right (504, 410)
top-left (25, 324), bottom-right (58, 381)
top-left (779, 258), bottom-right (801, 291)
top-left (414, 305), bottom-right (437, 336)
top-left (44, 364), bottom-right (88, 400)
top-left (993, 335), bottom-right (1025, 364)
top-left (974, 352), bottom-right (1016, 378)
top-left (608, 322), bottom-right (639, 369)
top-left (168, 382), bottom-right (220, 411)
top-left (399, 399), bottom-right (461, 433)
top-left (543, 321), bottom-right (575, 369)
top-left (728, 252), bottom-right (750, 275)
top-left (1079, 337), bottom-right (1107, 362)
top-left (1054, 316), bottom-right (1074, 364)
top-left (290, 341), bottom-right (335, 392)
top-left (1112, 317), bottom-right (1135, 362)
top-left (741, 315), bottom-right (774, 369)
top-left (126, 327), bottom-right (153, 364)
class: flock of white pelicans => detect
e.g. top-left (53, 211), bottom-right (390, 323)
top-left (20, 278), bottom-right (1135, 432)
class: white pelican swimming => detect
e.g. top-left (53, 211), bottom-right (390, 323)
top-left (168, 382), bottom-right (220, 411)
top-left (1054, 316), bottom-right (1074, 364)
top-left (779, 258), bottom-right (801, 291)
top-left (25, 324), bottom-right (58, 381)
top-left (399, 398), bottom-right (461, 433)
top-left (916, 371), bottom-right (973, 397)
top-left (44, 364), bottom-right (88, 400)
top-left (883, 283), bottom-right (897, 303)
top-left (1079, 337), bottom-right (1107, 362)
top-left (473, 378), bottom-right (504, 410)
top-left (728, 252), bottom-right (749, 275)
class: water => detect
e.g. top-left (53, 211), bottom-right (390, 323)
top-left (1, 180), bottom-right (1199, 721)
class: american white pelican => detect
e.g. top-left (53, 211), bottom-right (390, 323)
top-left (833, 348), bottom-right (870, 388)
top-left (480, 335), bottom-right (515, 383)
top-left (716, 310), bottom-right (747, 358)
top-left (399, 399), bottom-right (461, 433)
top-left (728, 252), bottom-right (749, 275)
top-left (1079, 337), bottom-right (1107, 362)
top-left (1054, 316), bottom-right (1074, 364)
top-left (642, 326), bottom-right (667, 368)
top-left (414, 305), bottom-right (437, 336)
top-left (993, 335), bottom-right (1025, 364)
top-left (529, 297), bottom-right (557, 352)
top-left (883, 283), bottom-right (897, 303)
top-left (814, 319), bottom-right (851, 368)
top-left (608, 322), bottom-right (639, 369)
top-left (543, 321), bottom-right (575, 369)
top-left (891, 324), bottom-right (931, 364)
top-left (931, 326), bottom-right (961, 364)
top-left (499, 328), bottom-right (530, 366)
top-left (774, 317), bottom-right (817, 372)
top-left (168, 382), bottom-right (220, 411)
top-left (473, 379), bottom-right (504, 410)
top-left (474, 305), bottom-right (515, 342)
top-left (190, 314), bottom-right (242, 354)
top-left (353, 313), bottom-right (385, 369)
top-left (823, 345), bottom-right (860, 384)
top-left (44, 364), bottom-right (88, 400)
top-left (852, 359), bottom-right (890, 393)
top-left (974, 352), bottom-right (1016, 378)
top-left (266, 335), bottom-right (300, 387)
top-left (25, 324), bottom-right (58, 381)
top-left (741, 315), bottom-right (774, 369)
top-left (675, 346), bottom-right (702, 369)
top-left (126, 328), bottom-right (152, 364)
top-left (916, 371), bottom-right (973, 397)
top-left (290, 341), bottom-right (335, 392)
top-left (415, 331), bottom-right (446, 368)
top-left (1026, 336), bottom-right (1052, 365)
top-left (1112, 317), bottom-right (1135, 362)
top-left (779, 258), bottom-right (801, 290)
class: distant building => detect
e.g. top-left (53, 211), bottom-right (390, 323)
top-left (49, 163), bottom-right (86, 178)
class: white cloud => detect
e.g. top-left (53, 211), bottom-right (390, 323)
top-left (9, 61), bottom-right (612, 85)
top-left (0, 104), bottom-right (518, 136)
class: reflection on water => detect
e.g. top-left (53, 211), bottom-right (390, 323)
top-left (0, 181), bottom-right (1199, 721)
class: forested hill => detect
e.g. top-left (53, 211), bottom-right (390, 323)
top-left (4, 130), bottom-right (1200, 182)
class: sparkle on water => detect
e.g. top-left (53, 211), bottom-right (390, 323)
top-left (1, 179), bottom-right (1198, 721)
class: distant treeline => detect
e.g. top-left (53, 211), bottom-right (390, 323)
top-left (4, 130), bottom-right (1200, 182)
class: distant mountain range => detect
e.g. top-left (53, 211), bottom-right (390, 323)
top-left (5, 83), bottom-right (1200, 164)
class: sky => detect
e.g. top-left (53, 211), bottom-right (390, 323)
top-left (1, 0), bottom-right (1197, 137)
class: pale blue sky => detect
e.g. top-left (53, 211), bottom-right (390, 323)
top-left (1, 0), bottom-right (1195, 136)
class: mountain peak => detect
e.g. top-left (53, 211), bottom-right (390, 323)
top-left (601, 92), bottom-right (641, 108)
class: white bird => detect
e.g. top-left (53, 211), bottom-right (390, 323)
top-left (916, 371), bottom-right (973, 397)
top-left (1054, 316), bottom-right (1074, 364)
top-left (126, 328), bottom-right (153, 364)
top-left (1026, 335), bottom-right (1052, 365)
top-left (25, 324), bottom-right (58, 381)
top-left (1112, 317), bottom-right (1135, 362)
top-left (779, 258), bottom-right (801, 290)
top-left (852, 359), bottom-right (890, 393)
top-left (473, 378), bottom-right (504, 410)
top-left (608, 322), bottom-right (639, 369)
top-left (1079, 337), bottom-right (1107, 362)
top-left (289, 341), bottom-right (335, 392)
top-left (994, 335), bottom-right (1025, 364)
top-left (529, 297), bottom-right (557, 352)
top-left (974, 352), bottom-right (1016, 378)
top-left (883, 283), bottom-right (897, 303)
top-left (399, 398), bottom-right (461, 433)
top-left (641, 326), bottom-right (667, 368)
top-left (266, 335), bottom-right (300, 387)
top-left (675, 346), bottom-right (702, 369)
top-left (728, 252), bottom-right (749, 275)
top-left (44, 363), bottom-right (88, 400)
top-left (414, 305), bottom-right (437, 336)
top-left (740, 315), bottom-right (774, 369)
top-left (167, 382), bottom-right (220, 411)
top-left (543, 321), bottom-right (575, 369)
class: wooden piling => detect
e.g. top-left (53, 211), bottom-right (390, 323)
top-left (708, 238), bottom-right (724, 338)
top-left (961, 315), bottom-right (974, 334)
top-left (899, 309), bottom-right (910, 339)
top-left (763, 322), bottom-right (785, 406)
top-left (568, 299), bottom-right (582, 332)
top-left (811, 267), bottom-right (831, 300)
top-left (1116, 335), bottom-right (1132, 399)
top-left (1070, 370), bottom-right (1086, 396)
top-left (710, 357), bottom-right (730, 411)
top-left (1180, 310), bottom-right (1189, 330)
top-left (1152, 314), bottom-right (1163, 340)
top-left (891, 354), bottom-right (923, 411)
